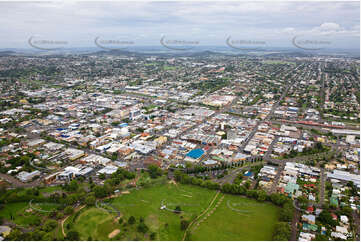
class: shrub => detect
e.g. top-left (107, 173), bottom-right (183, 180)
top-left (137, 222), bottom-right (149, 233)
top-left (64, 206), bottom-right (74, 215)
top-left (128, 216), bottom-right (136, 224)
top-left (180, 220), bottom-right (189, 230)
top-left (66, 231), bottom-right (80, 241)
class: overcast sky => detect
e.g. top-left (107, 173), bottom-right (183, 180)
top-left (0, 1), bottom-right (359, 49)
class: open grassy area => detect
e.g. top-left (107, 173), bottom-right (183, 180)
top-left (38, 185), bottom-right (62, 194)
top-left (163, 65), bottom-right (177, 70)
top-left (0, 202), bottom-right (28, 220)
top-left (0, 202), bottom-right (41, 226)
top-left (70, 182), bottom-right (280, 241)
top-left (70, 208), bottom-right (118, 240)
top-left (111, 182), bottom-right (216, 240)
top-left (190, 194), bottom-right (279, 241)
top-left (30, 201), bottom-right (60, 212)
top-left (263, 60), bottom-right (296, 65)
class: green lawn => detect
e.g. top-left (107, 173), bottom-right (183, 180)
top-left (110, 182), bottom-right (217, 241)
top-left (0, 202), bottom-right (28, 220)
top-left (71, 182), bottom-right (280, 241)
top-left (190, 194), bottom-right (279, 241)
top-left (39, 185), bottom-right (62, 194)
top-left (31, 202), bottom-right (60, 212)
top-left (163, 65), bottom-right (177, 70)
top-left (263, 60), bottom-right (295, 65)
top-left (70, 208), bottom-right (118, 240)
top-left (0, 202), bottom-right (41, 226)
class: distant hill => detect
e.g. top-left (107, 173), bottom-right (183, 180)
top-left (0, 51), bottom-right (16, 56)
top-left (82, 49), bottom-right (226, 58)
top-left (263, 51), bottom-right (313, 58)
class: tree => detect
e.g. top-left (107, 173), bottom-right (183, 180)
top-left (318, 211), bottom-right (337, 227)
top-left (66, 230), bottom-right (80, 241)
top-left (94, 185), bottom-right (108, 198)
top-left (56, 212), bottom-right (64, 220)
top-left (270, 193), bottom-right (288, 206)
top-left (174, 206), bottom-right (182, 214)
top-left (6, 229), bottom-right (24, 241)
top-left (66, 194), bottom-right (79, 205)
top-left (31, 230), bottom-right (45, 240)
top-left (111, 153), bottom-right (118, 161)
top-left (340, 206), bottom-right (352, 217)
top-left (272, 222), bottom-right (291, 241)
top-left (297, 196), bottom-right (309, 209)
top-left (99, 173), bottom-right (106, 180)
top-left (68, 180), bottom-right (79, 192)
top-left (256, 190), bottom-right (267, 202)
top-left (244, 180), bottom-right (251, 189)
top-left (30, 216), bottom-right (41, 226)
top-left (43, 219), bottom-right (57, 232)
top-left (64, 206), bottom-right (74, 215)
top-left (148, 164), bottom-right (163, 178)
top-left (180, 220), bottom-right (189, 230)
top-left (280, 201), bottom-right (294, 222)
top-left (221, 183), bottom-right (233, 193)
top-left (150, 232), bottom-right (156, 240)
top-left (49, 210), bottom-right (58, 218)
top-left (85, 196), bottom-right (96, 206)
top-left (137, 222), bottom-right (149, 233)
top-left (42, 233), bottom-right (54, 241)
top-left (315, 142), bottom-right (323, 150)
top-left (128, 216), bottom-right (136, 224)
top-left (315, 234), bottom-right (329, 241)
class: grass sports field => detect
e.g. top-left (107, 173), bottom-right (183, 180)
top-left (190, 193), bottom-right (279, 240)
top-left (70, 182), bottom-right (279, 240)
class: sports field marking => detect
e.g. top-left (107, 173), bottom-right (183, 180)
top-left (226, 200), bottom-right (251, 216)
top-left (182, 194), bottom-right (192, 197)
top-left (191, 195), bottom-right (225, 233)
top-left (182, 191), bottom-right (220, 240)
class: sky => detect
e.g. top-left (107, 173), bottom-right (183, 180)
top-left (0, 1), bottom-right (359, 50)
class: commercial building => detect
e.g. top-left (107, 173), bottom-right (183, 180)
top-left (16, 170), bottom-right (41, 182)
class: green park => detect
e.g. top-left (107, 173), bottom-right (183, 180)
top-left (0, 168), bottom-right (291, 241)
top-left (64, 182), bottom-right (280, 241)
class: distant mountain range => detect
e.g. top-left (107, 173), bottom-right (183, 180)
top-left (0, 47), bottom-right (359, 58)
top-left (0, 51), bottom-right (17, 56)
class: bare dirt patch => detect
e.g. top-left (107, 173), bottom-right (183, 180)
top-left (108, 229), bottom-right (120, 238)
top-left (169, 180), bottom-right (177, 185)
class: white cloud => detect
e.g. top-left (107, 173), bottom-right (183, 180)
top-left (0, 1), bottom-right (358, 49)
